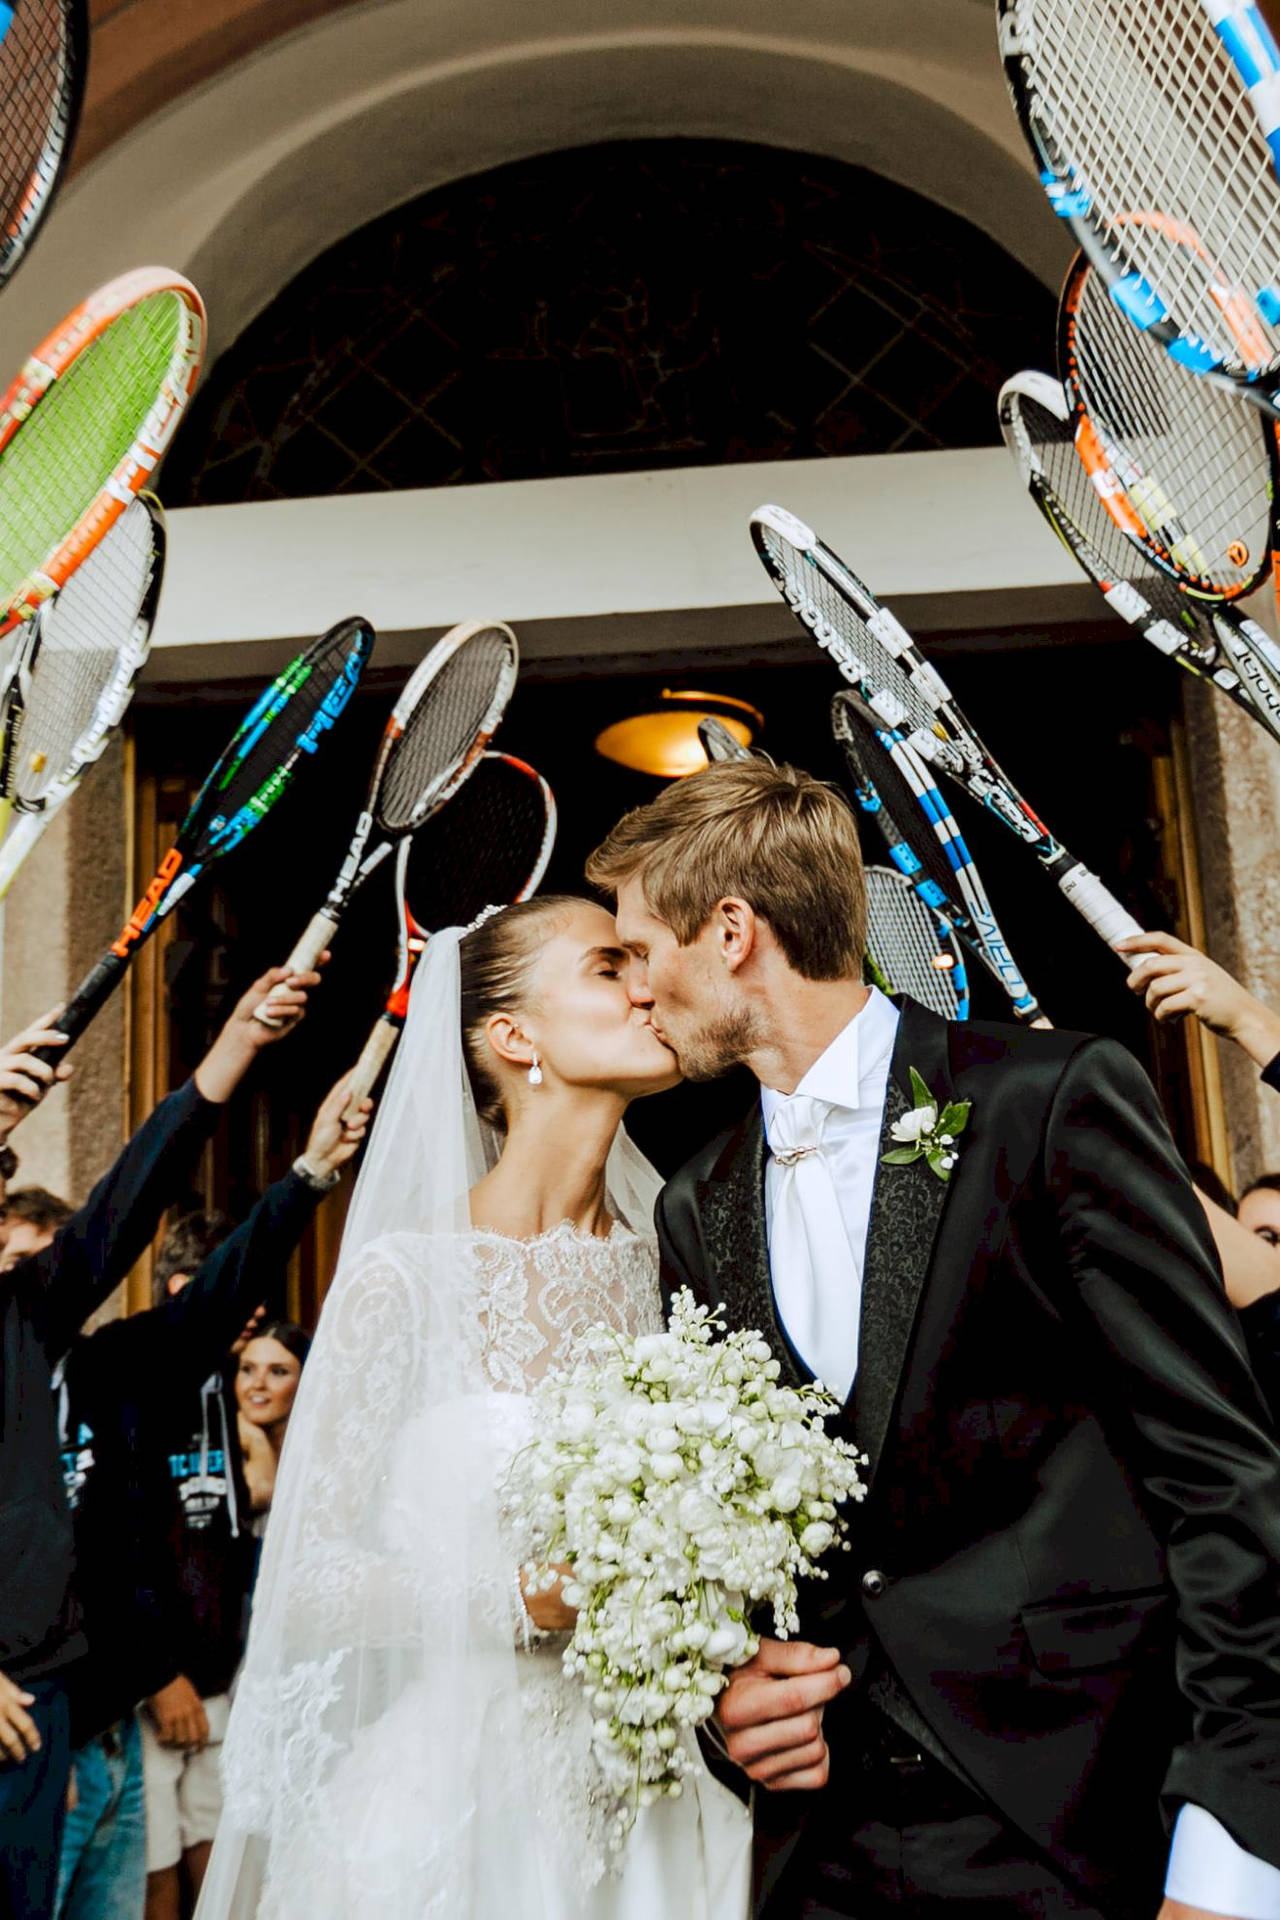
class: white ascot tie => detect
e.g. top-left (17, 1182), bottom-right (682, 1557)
top-left (764, 1091), bottom-right (860, 1401)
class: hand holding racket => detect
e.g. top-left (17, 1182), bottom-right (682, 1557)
top-left (341, 749), bottom-right (556, 1120)
top-left (30, 617), bottom-right (373, 1072)
top-left (259, 619), bottom-right (519, 1025)
top-left (0, 0), bottom-right (87, 292)
top-left (0, 1003), bottom-right (72, 1130)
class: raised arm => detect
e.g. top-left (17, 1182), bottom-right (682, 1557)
top-left (1118, 931), bottom-right (1280, 1078)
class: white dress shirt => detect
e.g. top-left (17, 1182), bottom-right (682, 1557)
top-left (758, 988), bottom-right (1280, 1915)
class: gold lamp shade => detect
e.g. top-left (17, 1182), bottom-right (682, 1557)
top-left (594, 691), bottom-right (762, 778)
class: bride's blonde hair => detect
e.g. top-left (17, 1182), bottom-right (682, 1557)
top-left (459, 895), bottom-right (578, 1128)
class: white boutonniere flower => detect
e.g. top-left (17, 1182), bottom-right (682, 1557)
top-left (881, 1067), bottom-right (971, 1183)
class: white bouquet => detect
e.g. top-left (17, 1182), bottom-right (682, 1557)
top-left (506, 1288), bottom-right (867, 1842)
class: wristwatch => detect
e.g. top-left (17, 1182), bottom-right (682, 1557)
top-left (292, 1154), bottom-right (341, 1193)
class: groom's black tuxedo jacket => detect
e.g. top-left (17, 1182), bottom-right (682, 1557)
top-left (656, 998), bottom-right (1280, 1918)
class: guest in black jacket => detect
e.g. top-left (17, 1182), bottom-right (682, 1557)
top-left (0, 965), bottom-right (317, 1920)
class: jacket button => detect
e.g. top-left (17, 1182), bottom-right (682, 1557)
top-left (861, 1569), bottom-right (887, 1599)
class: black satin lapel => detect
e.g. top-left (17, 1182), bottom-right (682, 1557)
top-left (853, 999), bottom-right (956, 1481)
top-left (697, 1124), bottom-right (808, 1393)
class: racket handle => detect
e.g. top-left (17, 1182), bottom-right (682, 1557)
top-left (0, 811), bottom-right (46, 901)
top-left (1056, 864), bottom-right (1146, 949)
top-left (253, 911), bottom-right (342, 1028)
top-left (30, 951), bottom-right (128, 1072)
top-left (342, 1017), bottom-right (401, 1123)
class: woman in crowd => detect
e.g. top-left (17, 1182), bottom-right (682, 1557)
top-left (235, 1324), bottom-right (312, 1521)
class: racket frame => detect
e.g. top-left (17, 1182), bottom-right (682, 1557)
top-left (864, 862), bottom-right (967, 1021)
top-left (0, 0), bottom-right (89, 292)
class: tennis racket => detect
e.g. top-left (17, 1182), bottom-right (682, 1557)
top-left (266, 620), bottom-right (518, 1012)
top-left (753, 503), bottom-right (1145, 949)
top-left (32, 617), bottom-right (373, 1065)
top-left (1057, 250), bottom-right (1278, 600)
top-left (831, 688), bottom-right (1046, 1022)
top-left (999, 369), bottom-right (1280, 746)
top-left (0, 267), bottom-right (205, 638)
top-left (341, 750), bottom-right (556, 1119)
top-left (0, 494), bottom-right (165, 894)
top-left (698, 715), bottom-right (755, 764)
top-left (0, 0), bottom-right (87, 292)
top-left (997, 0), bottom-right (1280, 409)
top-left (864, 865), bottom-right (966, 1022)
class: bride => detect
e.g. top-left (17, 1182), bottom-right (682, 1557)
top-left (196, 896), bottom-right (753, 1919)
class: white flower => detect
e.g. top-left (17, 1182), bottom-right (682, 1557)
top-left (890, 1105), bottom-right (937, 1143)
top-left (799, 1520), bottom-right (834, 1555)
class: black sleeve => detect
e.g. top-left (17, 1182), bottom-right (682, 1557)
top-left (144, 1169), bottom-right (320, 1391)
top-left (23, 1078), bottom-right (220, 1362)
top-left (1239, 1290), bottom-right (1280, 1427)
top-left (1262, 1048), bottom-right (1280, 1094)
top-left (654, 1173), bottom-right (707, 1314)
top-left (1045, 1037), bottom-right (1280, 1868)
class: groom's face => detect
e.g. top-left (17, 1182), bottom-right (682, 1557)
top-left (615, 879), bottom-right (757, 1082)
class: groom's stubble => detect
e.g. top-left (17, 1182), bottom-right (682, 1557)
top-left (666, 1000), bottom-right (764, 1083)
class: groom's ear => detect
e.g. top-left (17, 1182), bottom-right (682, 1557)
top-left (715, 898), bottom-right (758, 974)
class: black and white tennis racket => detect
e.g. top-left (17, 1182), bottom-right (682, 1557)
top-left (0, 495), bottom-right (165, 895)
top-left (753, 503), bottom-right (1144, 950)
top-left (831, 689), bottom-right (1046, 1022)
top-left (0, 0), bottom-right (87, 292)
top-left (697, 715), bottom-right (755, 764)
top-left (341, 749), bottom-right (556, 1118)
top-left (998, 0), bottom-right (1280, 411)
top-left (999, 369), bottom-right (1280, 746)
top-left (1057, 251), bottom-right (1279, 601)
top-left (864, 865), bottom-right (967, 1022)
top-left (33, 617), bottom-right (373, 1064)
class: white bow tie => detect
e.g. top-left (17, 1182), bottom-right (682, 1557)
top-left (764, 1092), bottom-right (859, 1400)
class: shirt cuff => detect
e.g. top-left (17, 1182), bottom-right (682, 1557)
top-left (1262, 1048), bottom-right (1280, 1094)
top-left (1165, 1804), bottom-right (1280, 1918)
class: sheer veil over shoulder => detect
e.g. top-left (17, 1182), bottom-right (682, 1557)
top-left (197, 926), bottom-right (752, 1920)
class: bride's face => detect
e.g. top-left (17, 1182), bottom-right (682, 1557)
top-left (519, 900), bottom-right (681, 1098)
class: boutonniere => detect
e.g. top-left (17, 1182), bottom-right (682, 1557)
top-left (881, 1067), bottom-right (971, 1183)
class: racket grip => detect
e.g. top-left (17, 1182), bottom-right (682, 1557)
top-left (30, 951), bottom-right (128, 1073)
top-left (253, 911), bottom-right (342, 1028)
top-left (342, 1018), bottom-right (401, 1123)
top-left (1056, 864), bottom-right (1145, 949)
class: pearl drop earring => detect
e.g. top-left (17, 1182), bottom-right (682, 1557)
top-left (528, 1052), bottom-right (543, 1087)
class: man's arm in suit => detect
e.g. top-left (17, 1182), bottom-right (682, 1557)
top-left (1047, 1036), bottom-right (1280, 1879)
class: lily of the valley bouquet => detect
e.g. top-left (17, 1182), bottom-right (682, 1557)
top-left (507, 1288), bottom-right (867, 1843)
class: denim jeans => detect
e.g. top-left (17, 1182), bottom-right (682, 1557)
top-left (55, 1717), bottom-right (144, 1920)
top-left (0, 1676), bottom-right (71, 1920)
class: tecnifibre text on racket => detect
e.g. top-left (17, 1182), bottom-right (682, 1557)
top-left (0, 0), bottom-right (87, 292)
top-left (0, 267), bottom-right (205, 638)
top-left (998, 369), bottom-right (1280, 746)
top-left (864, 865), bottom-right (967, 1022)
top-left (997, 0), bottom-right (1280, 408)
top-left (831, 689), bottom-right (1046, 1022)
top-left (266, 620), bottom-right (519, 1009)
top-left (752, 504), bottom-right (1144, 949)
top-left (1057, 250), bottom-right (1279, 601)
top-left (341, 750), bottom-right (556, 1119)
top-left (32, 618), bottom-right (372, 1065)
top-left (0, 495), bottom-right (165, 894)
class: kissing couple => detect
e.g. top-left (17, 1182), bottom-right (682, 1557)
top-left (196, 760), bottom-right (1280, 1920)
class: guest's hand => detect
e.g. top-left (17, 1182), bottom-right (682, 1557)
top-left (715, 1638), bottom-right (850, 1791)
top-left (147, 1674), bottom-right (209, 1751)
top-left (300, 1073), bottom-right (374, 1180)
top-left (521, 1564), bottom-right (577, 1633)
top-left (0, 1007), bottom-right (71, 1136)
top-left (1118, 932), bottom-right (1280, 1069)
top-left (1159, 1903), bottom-right (1250, 1920)
top-left (0, 1668), bottom-right (41, 1764)
top-left (195, 964), bottom-right (324, 1104)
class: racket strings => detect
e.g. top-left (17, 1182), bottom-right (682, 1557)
top-left (403, 756), bottom-right (552, 928)
top-left (864, 868), bottom-right (961, 1020)
top-left (1015, 0), bottom-right (1280, 376)
top-left (0, 0), bottom-right (74, 270)
top-left (0, 292), bottom-right (183, 605)
top-left (376, 628), bottom-right (515, 831)
top-left (1067, 260), bottom-right (1274, 593)
top-left (11, 500), bottom-right (157, 806)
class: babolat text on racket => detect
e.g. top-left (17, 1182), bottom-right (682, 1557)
top-left (864, 865), bottom-right (967, 1022)
top-left (751, 503), bottom-right (1145, 949)
top-left (268, 619), bottom-right (519, 991)
top-left (0, 494), bottom-right (165, 894)
top-left (0, 0), bottom-right (87, 291)
top-left (1057, 250), bottom-right (1278, 601)
top-left (33, 617), bottom-right (373, 1063)
top-left (999, 369), bottom-right (1280, 746)
top-left (341, 750), bottom-right (556, 1119)
top-left (0, 266), bottom-right (205, 638)
top-left (998, 0), bottom-right (1280, 409)
top-left (831, 689), bottom-right (1045, 1022)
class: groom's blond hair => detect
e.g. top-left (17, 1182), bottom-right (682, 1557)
top-left (586, 761), bottom-right (866, 980)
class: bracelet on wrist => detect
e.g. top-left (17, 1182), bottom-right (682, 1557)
top-left (292, 1155), bottom-right (341, 1193)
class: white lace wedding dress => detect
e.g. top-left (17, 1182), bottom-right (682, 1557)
top-left (198, 1220), bottom-right (753, 1920)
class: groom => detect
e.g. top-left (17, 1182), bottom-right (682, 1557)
top-left (587, 760), bottom-right (1280, 1920)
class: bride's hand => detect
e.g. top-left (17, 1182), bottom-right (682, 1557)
top-left (521, 1564), bottom-right (578, 1632)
